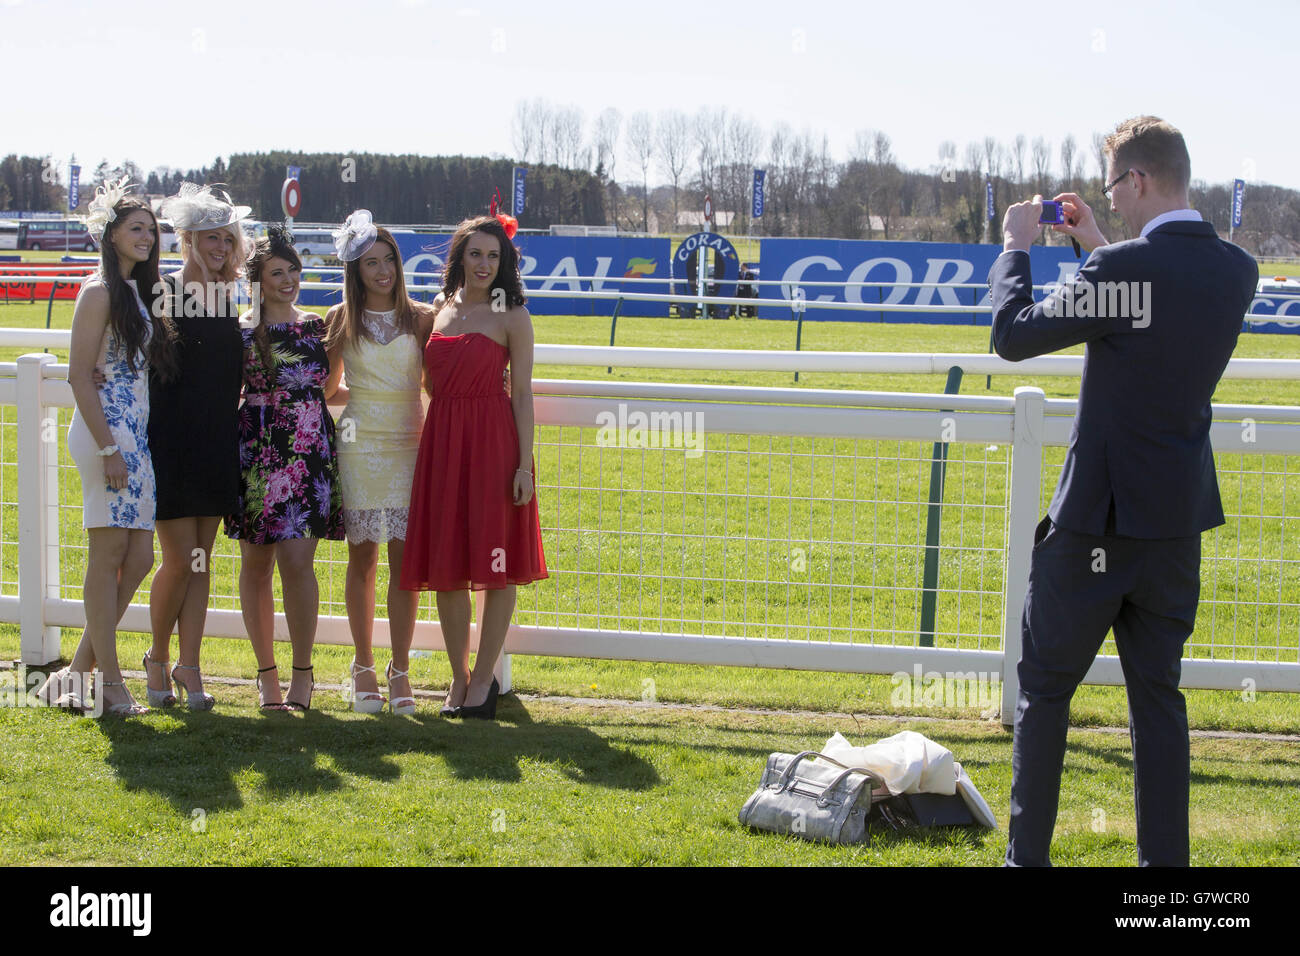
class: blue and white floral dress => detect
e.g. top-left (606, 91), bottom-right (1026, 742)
top-left (67, 281), bottom-right (155, 530)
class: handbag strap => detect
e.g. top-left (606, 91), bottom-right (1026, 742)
top-left (774, 751), bottom-right (882, 794)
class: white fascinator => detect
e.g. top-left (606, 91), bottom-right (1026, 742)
top-left (159, 182), bottom-right (253, 232)
top-left (333, 209), bottom-right (378, 262)
top-left (82, 176), bottom-right (134, 238)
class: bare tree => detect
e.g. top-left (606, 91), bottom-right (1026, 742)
top-left (1012, 134), bottom-right (1026, 192)
top-left (626, 111), bottom-right (655, 231)
top-left (725, 112), bottom-right (762, 232)
top-left (693, 107), bottom-right (725, 203)
top-left (655, 109), bottom-right (690, 228)
top-left (552, 106), bottom-right (585, 170)
top-left (1031, 136), bottom-right (1052, 197)
top-left (1091, 131), bottom-right (1108, 183)
top-left (511, 99), bottom-right (538, 163)
top-left (1059, 134), bottom-right (1077, 192)
top-left (592, 107), bottom-right (621, 223)
top-left (767, 123), bottom-right (792, 235)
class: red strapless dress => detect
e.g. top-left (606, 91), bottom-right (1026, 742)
top-left (401, 331), bottom-right (548, 591)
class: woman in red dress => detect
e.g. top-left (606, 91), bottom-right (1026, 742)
top-left (401, 216), bottom-right (546, 719)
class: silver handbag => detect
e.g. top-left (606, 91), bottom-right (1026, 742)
top-left (738, 751), bottom-right (888, 845)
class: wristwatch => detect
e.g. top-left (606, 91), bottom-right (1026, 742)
top-left (96, 444), bottom-right (119, 457)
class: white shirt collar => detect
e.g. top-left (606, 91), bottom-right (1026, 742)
top-left (1140, 208), bottom-right (1202, 238)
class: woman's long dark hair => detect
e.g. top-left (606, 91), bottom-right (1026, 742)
top-left (439, 216), bottom-right (527, 310)
top-left (325, 226), bottom-right (418, 352)
top-left (246, 225), bottom-right (302, 371)
top-left (98, 197), bottom-right (176, 378)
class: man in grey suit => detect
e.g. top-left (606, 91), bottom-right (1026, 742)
top-left (988, 116), bottom-right (1258, 866)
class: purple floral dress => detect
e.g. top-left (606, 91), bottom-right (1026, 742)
top-left (225, 316), bottom-right (344, 544)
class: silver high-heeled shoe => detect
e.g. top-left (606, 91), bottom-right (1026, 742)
top-left (142, 650), bottom-right (176, 708)
top-left (97, 679), bottom-right (149, 718)
top-left (171, 663), bottom-right (215, 711)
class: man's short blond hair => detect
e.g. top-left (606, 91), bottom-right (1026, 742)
top-left (1103, 116), bottom-right (1191, 195)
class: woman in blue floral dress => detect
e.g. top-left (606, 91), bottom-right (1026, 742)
top-left (39, 183), bottom-right (175, 717)
top-left (227, 228), bottom-right (343, 710)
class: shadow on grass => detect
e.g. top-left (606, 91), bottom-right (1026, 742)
top-left (95, 693), bottom-right (660, 817)
top-left (1063, 738), bottom-right (1300, 788)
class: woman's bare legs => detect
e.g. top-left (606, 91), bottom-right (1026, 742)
top-left (344, 539), bottom-right (382, 700)
top-left (385, 538), bottom-right (419, 703)
top-left (148, 516), bottom-right (221, 697)
top-left (59, 527), bottom-right (154, 710)
top-left (239, 539), bottom-right (281, 707)
top-left (465, 585), bottom-right (515, 708)
top-left (276, 537), bottom-right (321, 708)
top-left (435, 590), bottom-right (472, 709)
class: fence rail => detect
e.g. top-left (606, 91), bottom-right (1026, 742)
top-left (2, 329), bottom-right (1299, 725)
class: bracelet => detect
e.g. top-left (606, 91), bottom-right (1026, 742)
top-left (96, 444), bottom-right (119, 457)
top-left (515, 468), bottom-right (532, 477)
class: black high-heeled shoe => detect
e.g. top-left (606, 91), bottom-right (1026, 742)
top-left (283, 665), bottom-right (314, 712)
top-left (257, 664), bottom-right (287, 711)
top-left (458, 677), bottom-right (499, 720)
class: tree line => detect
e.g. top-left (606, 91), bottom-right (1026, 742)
top-left (1, 152), bottom-right (603, 230)
top-left (512, 99), bottom-right (1300, 255)
top-left (6, 109), bottom-right (1299, 255)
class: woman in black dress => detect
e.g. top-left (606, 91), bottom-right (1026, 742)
top-left (141, 183), bottom-right (249, 710)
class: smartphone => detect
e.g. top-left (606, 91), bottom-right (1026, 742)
top-left (1039, 200), bottom-right (1065, 225)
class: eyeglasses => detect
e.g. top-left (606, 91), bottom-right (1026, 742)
top-left (1103, 168), bottom-right (1145, 199)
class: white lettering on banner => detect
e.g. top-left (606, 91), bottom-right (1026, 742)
top-left (539, 256), bottom-right (581, 292)
top-left (590, 256), bottom-right (613, 292)
top-left (913, 258), bottom-right (975, 307)
top-left (518, 255), bottom-right (537, 276)
top-left (845, 258), bottom-right (912, 305)
top-left (780, 255), bottom-right (840, 303)
top-left (402, 254), bottom-right (443, 280)
top-left (674, 233), bottom-right (730, 263)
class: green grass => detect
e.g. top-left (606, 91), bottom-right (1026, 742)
top-left (2, 256), bottom-right (1299, 865)
top-left (2, 669), bottom-right (1297, 866)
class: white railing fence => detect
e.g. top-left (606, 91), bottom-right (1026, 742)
top-left (3, 332), bottom-right (1299, 727)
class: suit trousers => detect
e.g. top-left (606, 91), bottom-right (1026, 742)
top-left (1005, 516), bottom-right (1201, 867)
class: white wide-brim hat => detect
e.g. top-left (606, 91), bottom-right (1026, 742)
top-left (160, 182), bottom-right (253, 232)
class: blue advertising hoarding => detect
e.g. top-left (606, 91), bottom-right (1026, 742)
top-left (300, 233), bottom-right (673, 316)
top-left (295, 231), bottom-right (1296, 334)
top-left (756, 238), bottom-right (1089, 323)
top-left (752, 169), bottom-right (766, 219)
top-left (1232, 179), bottom-right (1245, 228)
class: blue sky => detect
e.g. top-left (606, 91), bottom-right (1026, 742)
top-left (3, 0), bottom-right (1297, 191)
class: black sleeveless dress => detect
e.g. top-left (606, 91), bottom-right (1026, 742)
top-left (148, 274), bottom-right (243, 520)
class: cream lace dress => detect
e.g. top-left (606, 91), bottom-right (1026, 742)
top-left (335, 309), bottom-right (424, 543)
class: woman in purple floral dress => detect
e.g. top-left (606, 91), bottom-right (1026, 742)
top-left (227, 227), bottom-right (344, 710)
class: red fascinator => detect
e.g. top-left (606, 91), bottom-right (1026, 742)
top-left (489, 188), bottom-right (518, 239)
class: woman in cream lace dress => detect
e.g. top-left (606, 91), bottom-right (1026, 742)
top-left (324, 213), bottom-right (434, 714)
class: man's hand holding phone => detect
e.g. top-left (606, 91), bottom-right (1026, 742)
top-left (1049, 192), bottom-right (1108, 253)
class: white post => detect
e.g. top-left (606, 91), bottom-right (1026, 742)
top-left (1000, 386), bottom-right (1044, 726)
top-left (17, 352), bottom-right (59, 664)
top-left (695, 246), bottom-right (706, 319)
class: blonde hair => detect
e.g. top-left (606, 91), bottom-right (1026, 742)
top-left (1103, 116), bottom-right (1191, 195)
top-left (179, 222), bottom-right (249, 285)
